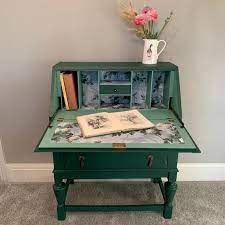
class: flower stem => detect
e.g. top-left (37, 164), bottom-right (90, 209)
top-left (151, 21), bottom-right (154, 38)
top-left (157, 11), bottom-right (173, 38)
top-left (148, 21), bottom-right (151, 38)
top-left (157, 22), bottom-right (167, 38)
top-left (142, 26), bottom-right (147, 38)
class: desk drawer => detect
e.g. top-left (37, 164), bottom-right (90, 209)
top-left (62, 152), bottom-right (167, 170)
top-left (100, 85), bottom-right (131, 95)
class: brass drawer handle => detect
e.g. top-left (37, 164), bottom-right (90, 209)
top-left (147, 155), bottom-right (154, 168)
top-left (114, 89), bottom-right (117, 93)
top-left (78, 155), bottom-right (86, 169)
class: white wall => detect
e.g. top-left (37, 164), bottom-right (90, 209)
top-left (0, 0), bottom-right (224, 163)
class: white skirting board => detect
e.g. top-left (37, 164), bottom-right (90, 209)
top-left (0, 139), bottom-right (8, 183)
top-left (5, 163), bottom-right (225, 183)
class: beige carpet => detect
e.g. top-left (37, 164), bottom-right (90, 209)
top-left (0, 182), bottom-right (224, 225)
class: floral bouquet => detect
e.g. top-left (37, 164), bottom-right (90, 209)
top-left (118, 0), bottom-right (173, 64)
top-left (118, 0), bottom-right (173, 39)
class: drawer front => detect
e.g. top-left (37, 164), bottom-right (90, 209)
top-left (63, 152), bottom-right (168, 170)
top-left (100, 85), bottom-right (131, 95)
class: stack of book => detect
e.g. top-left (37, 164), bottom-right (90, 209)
top-left (60, 72), bottom-right (78, 110)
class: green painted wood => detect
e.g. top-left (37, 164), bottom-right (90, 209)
top-left (169, 71), bottom-right (175, 98)
top-left (162, 71), bottom-right (171, 108)
top-left (36, 62), bottom-right (200, 220)
top-left (169, 68), bottom-right (182, 120)
top-left (97, 71), bottom-right (101, 108)
top-left (168, 171), bottom-right (178, 183)
top-left (158, 178), bottom-right (166, 202)
top-left (66, 204), bottom-right (164, 212)
top-left (50, 69), bottom-right (60, 118)
top-left (55, 71), bottom-right (63, 110)
top-left (77, 71), bottom-right (82, 109)
top-left (153, 178), bottom-right (166, 202)
top-left (100, 94), bottom-right (131, 97)
top-left (53, 62), bottom-right (178, 72)
top-left (52, 169), bottom-right (177, 179)
top-left (56, 71), bottom-right (62, 98)
top-left (53, 152), bottom-right (168, 170)
top-left (36, 109), bottom-right (198, 152)
top-left (53, 153), bottom-right (65, 170)
top-left (167, 153), bottom-right (178, 169)
top-left (146, 71), bottom-right (153, 108)
top-left (53, 181), bottom-right (69, 220)
top-left (163, 181), bottom-right (177, 219)
top-left (100, 85), bottom-right (131, 95)
top-left (49, 63), bottom-right (181, 117)
top-left (100, 81), bottom-right (131, 85)
top-left (130, 71), bottom-right (134, 108)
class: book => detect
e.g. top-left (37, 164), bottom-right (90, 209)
top-left (60, 73), bottom-right (69, 110)
top-left (63, 73), bottom-right (78, 110)
top-left (77, 109), bottom-right (155, 138)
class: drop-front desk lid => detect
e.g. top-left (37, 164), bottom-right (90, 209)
top-left (35, 109), bottom-right (200, 153)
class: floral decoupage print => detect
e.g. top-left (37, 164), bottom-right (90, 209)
top-left (51, 121), bottom-right (184, 144)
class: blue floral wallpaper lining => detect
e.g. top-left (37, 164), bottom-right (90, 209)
top-left (51, 121), bottom-right (184, 144)
top-left (81, 71), bottom-right (99, 108)
top-left (132, 72), bottom-right (148, 109)
top-left (80, 71), bottom-right (167, 109)
top-left (151, 71), bottom-right (165, 108)
top-left (100, 71), bottom-right (130, 82)
top-left (101, 96), bottom-right (130, 109)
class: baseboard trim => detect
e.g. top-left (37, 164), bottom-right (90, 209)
top-left (6, 163), bottom-right (54, 183)
top-left (0, 139), bottom-right (8, 183)
top-left (177, 163), bottom-right (225, 181)
top-left (5, 163), bottom-right (225, 183)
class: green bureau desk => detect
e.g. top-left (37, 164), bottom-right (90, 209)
top-left (35, 62), bottom-right (200, 220)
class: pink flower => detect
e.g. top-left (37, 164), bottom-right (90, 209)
top-left (142, 7), bottom-right (158, 21)
top-left (142, 6), bottom-right (151, 14)
top-left (134, 14), bottom-right (147, 26)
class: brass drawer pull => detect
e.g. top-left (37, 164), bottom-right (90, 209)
top-left (147, 155), bottom-right (154, 168)
top-left (113, 143), bottom-right (126, 150)
top-left (78, 155), bottom-right (86, 169)
top-left (114, 89), bottom-right (117, 93)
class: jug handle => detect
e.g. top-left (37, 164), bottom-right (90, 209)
top-left (157, 40), bottom-right (167, 57)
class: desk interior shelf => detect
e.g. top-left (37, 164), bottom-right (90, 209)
top-left (58, 69), bottom-right (173, 110)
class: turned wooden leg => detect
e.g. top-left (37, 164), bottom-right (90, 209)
top-left (163, 181), bottom-right (177, 219)
top-left (53, 182), bottom-right (67, 220)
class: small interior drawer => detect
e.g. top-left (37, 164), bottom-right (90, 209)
top-left (100, 85), bottom-right (131, 95)
top-left (63, 152), bottom-right (168, 170)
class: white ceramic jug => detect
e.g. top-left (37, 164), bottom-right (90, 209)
top-left (142, 39), bottom-right (167, 65)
